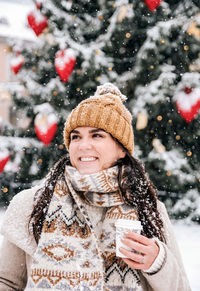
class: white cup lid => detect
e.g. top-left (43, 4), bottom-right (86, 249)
top-left (115, 219), bottom-right (142, 230)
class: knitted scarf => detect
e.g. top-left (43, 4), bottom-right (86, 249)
top-left (25, 166), bottom-right (142, 291)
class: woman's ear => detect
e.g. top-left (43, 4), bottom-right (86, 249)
top-left (119, 148), bottom-right (126, 159)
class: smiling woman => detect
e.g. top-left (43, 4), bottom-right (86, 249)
top-left (69, 127), bottom-right (125, 174)
top-left (0, 83), bottom-right (191, 291)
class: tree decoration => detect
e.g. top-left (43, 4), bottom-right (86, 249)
top-left (144, 0), bottom-right (162, 11)
top-left (27, 9), bottom-right (48, 36)
top-left (0, 151), bottom-right (10, 174)
top-left (10, 53), bottom-right (24, 74)
top-left (187, 20), bottom-right (200, 40)
top-left (118, 5), bottom-right (128, 22)
top-left (152, 138), bottom-right (166, 153)
top-left (136, 112), bottom-right (148, 130)
top-left (34, 112), bottom-right (57, 145)
top-left (175, 87), bottom-right (200, 123)
top-left (55, 49), bottom-right (76, 82)
top-left (36, 0), bottom-right (43, 9)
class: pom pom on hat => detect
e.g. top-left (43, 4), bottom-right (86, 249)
top-left (64, 83), bottom-right (134, 154)
top-left (94, 83), bottom-right (127, 102)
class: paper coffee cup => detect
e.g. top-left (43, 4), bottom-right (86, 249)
top-left (115, 219), bottom-right (142, 258)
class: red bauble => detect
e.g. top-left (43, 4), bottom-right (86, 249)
top-left (144, 0), bottom-right (162, 11)
top-left (36, 1), bottom-right (43, 9)
top-left (10, 54), bottom-right (24, 74)
top-left (0, 153), bottom-right (10, 174)
top-left (184, 87), bottom-right (193, 94)
top-left (27, 9), bottom-right (48, 36)
top-left (175, 88), bottom-right (200, 123)
top-left (34, 113), bottom-right (57, 145)
top-left (55, 49), bottom-right (76, 82)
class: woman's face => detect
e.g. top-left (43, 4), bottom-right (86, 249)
top-left (69, 127), bottom-right (125, 174)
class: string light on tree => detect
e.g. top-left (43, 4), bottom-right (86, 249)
top-left (58, 145), bottom-right (64, 150)
top-left (166, 171), bottom-right (172, 177)
top-left (187, 151), bottom-right (192, 157)
top-left (125, 33), bottom-right (131, 38)
top-left (157, 115), bottom-right (163, 121)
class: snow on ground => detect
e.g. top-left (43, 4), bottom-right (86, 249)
top-left (0, 208), bottom-right (200, 291)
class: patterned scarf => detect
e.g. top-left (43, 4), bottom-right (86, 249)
top-left (25, 166), bottom-right (142, 291)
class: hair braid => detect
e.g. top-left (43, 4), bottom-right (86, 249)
top-left (29, 154), bottom-right (70, 243)
top-left (117, 153), bottom-right (165, 243)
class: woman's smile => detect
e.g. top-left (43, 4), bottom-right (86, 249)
top-left (79, 156), bottom-right (97, 162)
top-left (69, 126), bottom-right (125, 174)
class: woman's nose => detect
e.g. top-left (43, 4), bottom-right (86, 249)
top-left (78, 138), bottom-right (92, 150)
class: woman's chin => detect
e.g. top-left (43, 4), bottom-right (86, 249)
top-left (77, 164), bottom-right (102, 175)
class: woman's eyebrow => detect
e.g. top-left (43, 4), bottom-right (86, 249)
top-left (89, 129), bottom-right (105, 133)
top-left (71, 129), bottom-right (80, 134)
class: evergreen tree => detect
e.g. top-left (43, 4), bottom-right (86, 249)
top-left (0, 0), bottom-right (199, 222)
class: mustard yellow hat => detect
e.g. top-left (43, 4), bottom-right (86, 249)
top-left (64, 83), bottom-right (134, 154)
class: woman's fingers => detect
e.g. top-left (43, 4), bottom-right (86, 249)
top-left (119, 231), bottom-right (160, 270)
top-left (124, 231), bottom-right (153, 246)
top-left (121, 238), bottom-right (146, 254)
top-left (119, 246), bottom-right (144, 263)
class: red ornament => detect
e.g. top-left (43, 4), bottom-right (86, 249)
top-left (27, 9), bottom-right (48, 36)
top-left (184, 87), bottom-right (193, 94)
top-left (10, 54), bottom-right (24, 74)
top-left (36, 1), bottom-right (43, 9)
top-left (144, 0), bottom-right (162, 11)
top-left (0, 152), bottom-right (10, 174)
top-left (55, 49), bottom-right (76, 82)
top-left (34, 112), bottom-right (57, 145)
top-left (175, 88), bottom-right (200, 122)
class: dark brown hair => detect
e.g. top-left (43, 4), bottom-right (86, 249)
top-left (116, 150), bottom-right (165, 242)
top-left (29, 152), bottom-right (165, 244)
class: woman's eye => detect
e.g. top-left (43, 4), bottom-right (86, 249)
top-left (71, 135), bottom-right (80, 140)
top-left (93, 134), bottom-right (103, 138)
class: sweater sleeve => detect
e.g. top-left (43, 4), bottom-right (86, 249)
top-left (141, 202), bottom-right (192, 291)
top-left (143, 238), bottom-right (166, 274)
top-left (0, 238), bottom-right (27, 291)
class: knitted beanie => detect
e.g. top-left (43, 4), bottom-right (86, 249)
top-left (64, 83), bottom-right (134, 154)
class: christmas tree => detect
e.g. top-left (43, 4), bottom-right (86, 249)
top-left (0, 0), bottom-right (200, 222)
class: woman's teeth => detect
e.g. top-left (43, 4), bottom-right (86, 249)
top-left (80, 157), bottom-right (96, 161)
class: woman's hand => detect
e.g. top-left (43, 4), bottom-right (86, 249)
top-left (119, 231), bottom-right (159, 270)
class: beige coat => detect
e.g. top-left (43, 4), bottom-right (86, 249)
top-left (0, 185), bottom-right (191, 291)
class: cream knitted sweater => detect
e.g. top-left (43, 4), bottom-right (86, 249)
top-left (0, 183), bottom-right (191, 291)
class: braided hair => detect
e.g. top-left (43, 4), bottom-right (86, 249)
top-left (116, 150), bottom-right (165, 243)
